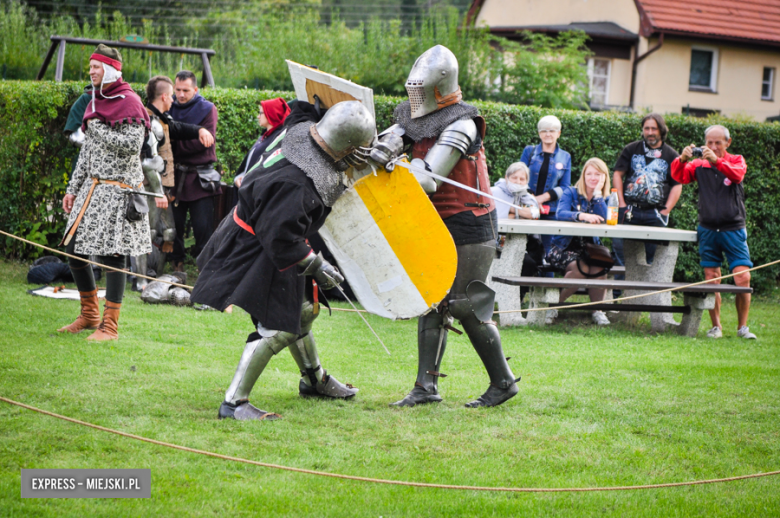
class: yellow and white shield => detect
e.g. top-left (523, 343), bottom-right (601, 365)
top-left (286, 60), bottom-right (457, 318)
top-left (320, 163), bottom-right (458, 319)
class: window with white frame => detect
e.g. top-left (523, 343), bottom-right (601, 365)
top-left (689, 47), bottom-right (718, 92)
top-left (588, 58), bottom-right (611, 107)
top-left (762, 67), bottom-right (775, 101)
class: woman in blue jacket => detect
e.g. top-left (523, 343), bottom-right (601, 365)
top-left (520, 115), bottom-right (572, 257)
top-left (546, 157), bottom-right (612, 326)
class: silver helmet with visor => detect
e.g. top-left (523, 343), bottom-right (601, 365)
top-left (405, 45), bottom-right (460, 119)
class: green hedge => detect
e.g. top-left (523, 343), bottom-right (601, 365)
top-left (2, 81), bottom-right (779, 291)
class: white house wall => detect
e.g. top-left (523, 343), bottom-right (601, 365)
top-left (476, 0), bottom-right (640, 34)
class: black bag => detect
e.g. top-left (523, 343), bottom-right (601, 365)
top-left (577, 242), bottom-right (614, 278)
top-left (27, 258), bottom-right (102, 284)
top-left (125, 191), bottom-right (149, 222)
top-left (195, 165), bottom-right (222, 194)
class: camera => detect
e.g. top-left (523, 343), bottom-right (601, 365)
top-left (691, 147), bottom-right (703, 158)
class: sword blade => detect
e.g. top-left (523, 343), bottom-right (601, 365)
top-left (391, 159), bottom-right (527, 213)
top-left (324, 274), bottom-right (391, 356)
top-left (124, 190), bottom-right (165, 198)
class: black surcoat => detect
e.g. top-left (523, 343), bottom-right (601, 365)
top-left (191, 156), bottom-right (330, 334)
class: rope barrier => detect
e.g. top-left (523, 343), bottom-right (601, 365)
top-left (2, 396), bottom-right (778, 493)
top-left (0, 229), bottom-right (190, 289)
top-left (3, 228), bottom-right (779, 315)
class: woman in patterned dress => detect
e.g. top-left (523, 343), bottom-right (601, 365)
top-left (58, 45), bottom-right (151, 340)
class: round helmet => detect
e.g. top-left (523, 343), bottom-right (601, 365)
top-left (310, 101), bottom-right (376, 167)
top-left (405, 45), bottom-right (460, 119)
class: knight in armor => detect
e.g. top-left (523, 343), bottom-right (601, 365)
top-left (373, 45), bottom-right (519, 408)
top-left (135, 76), bottom-right (215, 290)
top-left (191, 100), bottom-right (375, 420)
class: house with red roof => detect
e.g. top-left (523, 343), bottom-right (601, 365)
top-left (468, 0), bottom-right (780, 121)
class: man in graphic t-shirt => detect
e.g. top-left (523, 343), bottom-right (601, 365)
top-left (612, 113), bottom-right (681, 270)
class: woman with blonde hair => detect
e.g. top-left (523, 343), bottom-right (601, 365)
top-left (545, 157), bottom-right (612, 326)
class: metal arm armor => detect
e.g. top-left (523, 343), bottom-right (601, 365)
top-left (141, 118), bottom-right (166, 177)
top-left (68, 127), bottom-right (85, 148)
top-left (411, 118), bottom-right (478, 193)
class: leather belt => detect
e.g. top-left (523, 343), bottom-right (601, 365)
top-left (61, 177), bottom-right (142, 246)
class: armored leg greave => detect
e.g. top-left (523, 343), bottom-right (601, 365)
top-left (290, 331), bottom-right (325, 386)
top-left (450, 242), bottom-right (519, 408)
top-left (133, 253), bottom-right (149, 292)
top-left (288, 301), bottom-right (323, 386)
top-left (288, 300), bottom-right (358, 399)
top-left (224, 330), bottom-right (298, 405)
top-left (391, 311), bottom-right (449, 407)
top-left (459, 313), bottom-right (518, 408)
top-left (414, 310), bottom-right (449, 394)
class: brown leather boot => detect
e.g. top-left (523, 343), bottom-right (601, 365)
top-left (57, 289), bottom-right (101, 333)
top-left (87, 301), bottom-right (121, 341)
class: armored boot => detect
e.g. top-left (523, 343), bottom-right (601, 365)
top-left (291, 332), bottom-right (358, 399)
top-left (288, 302), bottom-right (357, 399)
top-left (58, 289), bottom-right (101, 333)
top-left (448, 280), bottom-right (518, 408)
top-left (217, 328), bottom-right (297, 420)
top-left (460, 313), bottom-right (518, 408)
top-left (391, 310), bottom-right (449, 407)
top-left (87, 301), bottom-right (121, 341)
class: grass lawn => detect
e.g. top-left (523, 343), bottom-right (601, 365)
top-left (1, 259), bottom-right (779, 517)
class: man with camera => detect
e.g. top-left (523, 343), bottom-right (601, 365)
top-left (671, 124), bottom-right (756, 340)
top-left (612, 113), bottom-right (682, 270)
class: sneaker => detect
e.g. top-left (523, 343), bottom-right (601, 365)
top-left (737, 326), bottom-right (757, 339)
top-left (706, 326), bottom-right (723, 338)
top-left (592, 311), bottom-right (610, 326)
top-left (545, 309), bottom-right (558, 325)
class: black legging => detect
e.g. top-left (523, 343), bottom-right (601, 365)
top-left (66, 233), bottom-right (128, 304)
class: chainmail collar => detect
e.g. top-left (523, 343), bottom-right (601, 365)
top-left (282, 121), bottom-right (346, 207)
top-left (393, 100), bottom-right (479, 141)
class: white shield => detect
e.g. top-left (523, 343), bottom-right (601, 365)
top-left (320, 164), bottom-right (457, 320)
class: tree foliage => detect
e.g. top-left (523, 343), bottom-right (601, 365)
top-left (490, 30), bottom-right (593, 109)
top-left (2, 0), bottom-right (591, 108)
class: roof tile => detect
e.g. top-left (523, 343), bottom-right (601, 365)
top-left (637, 0), bottom-right (780, 44)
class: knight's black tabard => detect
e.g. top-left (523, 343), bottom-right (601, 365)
top-left (191, 156), bottom-right (330, 334)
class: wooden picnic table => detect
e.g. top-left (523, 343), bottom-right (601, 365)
top-left (488, 219), bottom-right (698, 332)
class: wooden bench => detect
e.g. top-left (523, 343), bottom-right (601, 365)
top-left (537, 265), bottom-right (626, 276)
top-left (491, 276), bottom-right (753, 336)
top-left (536, 266), bottom-right (625, 296)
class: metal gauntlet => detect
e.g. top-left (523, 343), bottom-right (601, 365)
top-left (369, 124), bottom-right (406, 168)
top-left (298, 251), bottom-right (344, 290)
